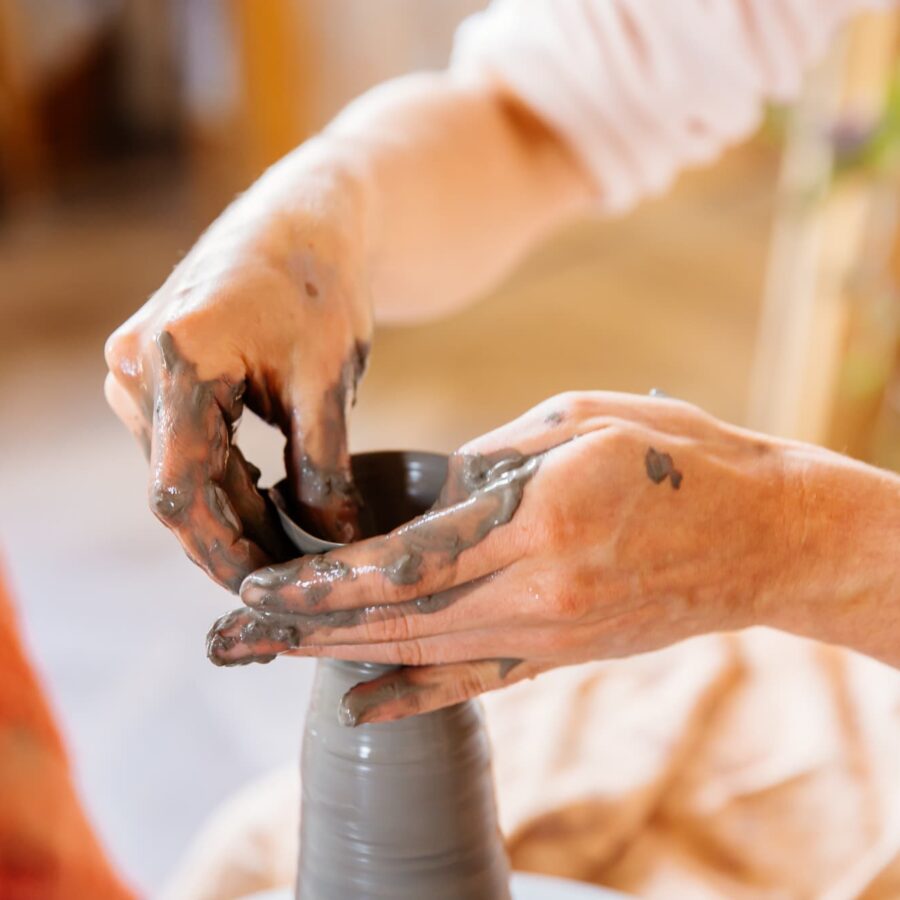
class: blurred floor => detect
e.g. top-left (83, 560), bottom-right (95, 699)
top-left (0, 142), bottom-right (776, 893)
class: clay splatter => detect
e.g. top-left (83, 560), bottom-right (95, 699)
top-left (241, 447), bottom-right (544, 616)
top-left (149, 331), bottom-right (294, 590)
top-left (645, 446), bottom-right (683, 490)
top-left (497, 658), bottom-right (523, 679)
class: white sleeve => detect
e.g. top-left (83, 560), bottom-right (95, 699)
top-left (451, 0), bottom-right (895, 213)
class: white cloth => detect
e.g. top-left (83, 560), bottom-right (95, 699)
top-left (453, 0), bottom-right (894, 212)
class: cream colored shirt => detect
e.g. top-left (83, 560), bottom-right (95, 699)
top-left (453, 0), bottom-right (893, 212)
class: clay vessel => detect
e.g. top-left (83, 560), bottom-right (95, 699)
top-left (274, 452), bottom-right (512, 900)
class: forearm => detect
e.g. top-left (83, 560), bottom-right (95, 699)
top-left (768, 447), bottom-right (900, 665)
top-left (251, 72), bottom-right (594, 323)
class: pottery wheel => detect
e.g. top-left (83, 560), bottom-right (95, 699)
top-left (247, 873), bottom-right (632, 899)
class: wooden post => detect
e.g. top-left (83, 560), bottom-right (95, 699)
top-left (747, 10), bottom-right (900, 449)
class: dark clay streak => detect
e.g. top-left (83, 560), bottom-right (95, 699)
top-left (149, 483), bottom-right (190, 523)
top-left (364, 450), bottom-right (540, 589)
top-left (337, 675), bottom-right (426, 727)
top-left (337, 656), bottom-right (524, 727)
top-left (383, 551), bottom-right (424, 585)
top-left (222, 447), bottom-right (296, 561)
top-left (156, 330), bottom-right (181, 373)
top-left (309, 556), bottom-right (352, 580)
top-left (302, 582), bottom-right (334, 609)
top-left (207, 579), bottom-right (491, 668)
top-left (242, 551), bottom-right (358, 611)
top-left (350, 340), bottom-right (371, 397)
top-left (645, 446), bottom-right (683, 490)
top-left (190, 540), bottom-right (245, 594)
top-left (150, 331), bottom-right (295, 587)
top-left (497, 658), bottom-right (523, 679)
top-left (288, 346), bottom-right (368, 543)
top-left (264, 448), bottom-right (544, 608)
top-left (543, 410), bottom-right (565, 426)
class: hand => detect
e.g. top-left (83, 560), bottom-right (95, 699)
top-left (208, 391), bottom-right (800, 718)
top-left (104, 149), bottom-right (373, 591)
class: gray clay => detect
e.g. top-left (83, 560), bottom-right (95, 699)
top-left (298, 659), bottom-right (511, 900)
top-left (290, 452), bottom-right (511, 900)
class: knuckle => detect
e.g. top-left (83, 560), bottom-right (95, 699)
top-left (368, 608), bottom-right (414, 644)
top-left (149, 478), bottom-right (191, 524)
top-left (555, 391), bottom-right (595, 422)
top-left (593, 419), bottom-right (642, 454)
top-left (104, 329), bottom-right (141, 385)
top-left (398, 638), bottom-right (426, 667)
top-left (550, 583), bottom-right (588, 623)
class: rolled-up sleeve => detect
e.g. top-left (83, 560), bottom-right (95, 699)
top-left (452, 0), bottom-right (894, 213)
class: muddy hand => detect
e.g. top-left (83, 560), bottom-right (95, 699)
top-left (105, 157), bottom-right (374, 590)
top-left (210, 391), bottom-right (810, 720)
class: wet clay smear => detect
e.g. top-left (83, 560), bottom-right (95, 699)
top-left (207, 448), bottom-right (548, 667)
top-left (286, 339), bottom-right (371, 544)
top-left (497, 658), bottom-right (523, 679)
top-left (337, 656), bottom-right (529, 726)
top-left (644, 446), bottom-right (683, 490)
top-left (248, 447), bottom-right (543, 614)
top-left (206, 578), bottom-right (491, 666)
top-left (149, 332), bottom-right (296, 590)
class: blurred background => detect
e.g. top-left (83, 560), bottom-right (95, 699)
top-left (0, 0), bottom-right (898, 894)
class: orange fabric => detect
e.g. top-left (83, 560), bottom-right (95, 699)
top-left (0, 564), bottom-right (135, 900)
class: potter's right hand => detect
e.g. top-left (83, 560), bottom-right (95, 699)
top-left (104, 152), bottom-right (373, 591)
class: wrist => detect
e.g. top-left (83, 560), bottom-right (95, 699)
top-left (763, 443), bottom-right (900, 658)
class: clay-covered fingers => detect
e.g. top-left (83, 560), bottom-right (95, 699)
top-left (209, 570), bottom-right (530, 665)
top-left (338, 658), bottom-right (548, 726)
top-left (148, 332), bottom-right (272, 591)
top-left (240, 473), bottom-right (533, 615)
top-left (206, 601), bottom-right (531, 669)
top-left (283, 342), bottom-right (369, 543)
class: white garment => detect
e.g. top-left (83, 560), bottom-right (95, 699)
top-left (453, 0), bottom-right (894, 212)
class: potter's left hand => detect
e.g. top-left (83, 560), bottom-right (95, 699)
top-left (210, 390), bottom-right (842, 721)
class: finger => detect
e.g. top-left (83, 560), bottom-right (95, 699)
top-left (338, 658), bottom-right (549, 726)
top-left (213, 569), bottom-right (534, 664)
top-left (291, 629), bottom-right (530, 665)
top-left (240, 465), bottom-right (536, 614)
top-left (286, 571), bottom-right (515, 647)
top-left (454, 390), bottom-right (706, 462)
top-left (283, 342), bottom-right (369, 543)
top-left (149, 332), bottom-right (269, 592)
top-left (207, 606), bottom-right (535, 669)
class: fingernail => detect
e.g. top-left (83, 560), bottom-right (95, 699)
top-left (206, 630), bottom-right (277, 668)
top-left (206, 630), bottom-right (237, 665)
